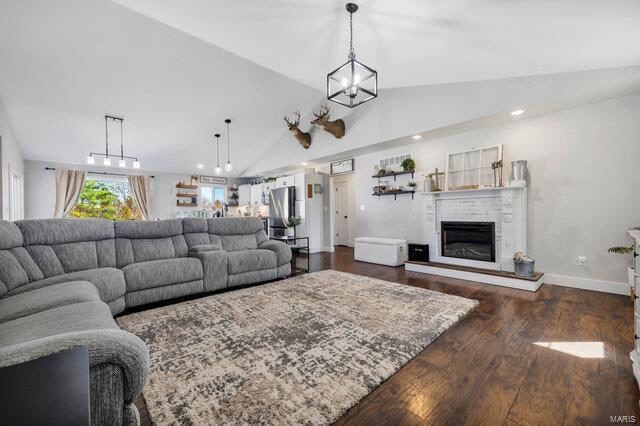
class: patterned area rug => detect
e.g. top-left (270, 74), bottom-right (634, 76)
top-left (117, 270), bottom-right (478, 424)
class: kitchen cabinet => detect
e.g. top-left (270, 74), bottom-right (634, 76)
top-left (275, 176), bottom-right (294, 188)
top-left (263, 181), bottom-right (275, 204)
top-left (250, 185), bottom-right (263, 205)
top-left (238, 184), bottom-right (251, 206)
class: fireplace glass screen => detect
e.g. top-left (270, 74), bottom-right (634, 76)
top-left (441, 221), bottom-right (495, 262)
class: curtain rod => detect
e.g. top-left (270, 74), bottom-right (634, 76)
top-left (44, 167), bottom-right (155, 178)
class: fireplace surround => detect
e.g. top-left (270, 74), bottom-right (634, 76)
top-left (418, 187), bottom-right (527, 272)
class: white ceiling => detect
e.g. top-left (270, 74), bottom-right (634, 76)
top-left (0, 0), bottom-right (322, 176)
top-left (1, 0), bottom-right (640, 176)
top-left (112, 0), bottom-right (640, 89)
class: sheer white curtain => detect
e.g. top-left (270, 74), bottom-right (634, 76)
top-left (53, 169), bottom-right (86, 218)
top-left (127, 175), bottom-right (151, 220)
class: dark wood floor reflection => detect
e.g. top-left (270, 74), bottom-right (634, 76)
top-left (136, 246), bottom-right (638, 425)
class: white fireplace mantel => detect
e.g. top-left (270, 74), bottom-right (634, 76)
top-left (418, 186), bottom-right (527, 272)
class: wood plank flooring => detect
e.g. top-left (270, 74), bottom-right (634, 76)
top-left (135, 246), bottom-right (639, 425)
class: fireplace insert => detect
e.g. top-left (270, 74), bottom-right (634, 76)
top-left (441, 221), bottom-right (495, 262)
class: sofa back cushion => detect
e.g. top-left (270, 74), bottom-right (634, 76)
top-left (182, 218), bottom-right (221, 248)
top-left (15, 218), bottom-right (116, 280)
top-left (114, 219), bottom-right (188, 268)
top-left (0, 221), bottom-right (28, 296)
top-left (205, 218), bottom-right (266, 253)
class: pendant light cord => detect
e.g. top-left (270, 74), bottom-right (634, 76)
top-left (348, 12), bottom-right (355, 60)
top-left (104, 116), bottom-right (109, 157)
top-left (226, 121), bottom-right (231, 163)
top-left (216, 135), bottom-right (220, 166)
top-left (120, 119), bottom-right (124, 159)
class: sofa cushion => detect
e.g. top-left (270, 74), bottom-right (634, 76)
top-left (0, 301), bottom-right (118, 348)
top-left (16, 218), bottom-right (114, 246)
top-left (227, 249), bottom-right (277, 275)
top-left (0, 220), bottom-right (23, 249)
top-left (220, 235), bottom-right (258, 252)
top-left (6, 268), bottom-right (126, 307)
top-left (122, 258), bottom-right (203, 292)
top-left (188, 244), bottom-right (222, 253)
top-left (0, 281), bottom-right (100, 323)
top-left (258, 240), bottom-right (293, 266)
top-left (207, 217), bottom-right (264, 235)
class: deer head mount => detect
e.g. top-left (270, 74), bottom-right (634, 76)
top-left (284, 112), bottom-right (312, 149)
top-left (311, 105), bottom-right (345, 139)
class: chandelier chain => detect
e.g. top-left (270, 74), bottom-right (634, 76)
top-left (348, 12), bottom-right (355, 60)
top-left (104, 116), bottom-right (109, 157)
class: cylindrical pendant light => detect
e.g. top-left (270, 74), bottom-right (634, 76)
top-left (224, 119), bottom-right (234, 172)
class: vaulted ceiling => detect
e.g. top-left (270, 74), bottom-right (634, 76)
top-left (1, 0), bottom-right (639, 176)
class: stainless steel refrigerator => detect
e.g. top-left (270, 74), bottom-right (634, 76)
top-left (269, 186), bottom-right (295, 238)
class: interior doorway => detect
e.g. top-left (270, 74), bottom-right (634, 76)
top-left (8, 166), bottom-right (22, 221)
top-left (331, 173), bottom-right (355, 247)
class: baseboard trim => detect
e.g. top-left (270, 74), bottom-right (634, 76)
top-left (544, 274), bottom-right (631, 296)
top-left (322, 246), bottom-right (335, 253)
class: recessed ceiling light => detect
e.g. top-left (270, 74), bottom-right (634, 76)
top-left (511, 109), bottom-right (525, 116)
top-left (302, 162), bottom-right (308, 166)
top-left (412, 134), bottom-right (422, 140)
top-left (197, 164), bottom-right (203, 169)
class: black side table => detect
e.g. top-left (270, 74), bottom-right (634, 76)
top-left (0, 346), bottom-right (90, 426)
top-left (270, 235), bottom-right (310, 274)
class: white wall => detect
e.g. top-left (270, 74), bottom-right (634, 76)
top-left (24, 159), bottom-right (242, 220)
top-left (0, 95), bottom-right (25, 220)
top-left (317, 93), bottom-right (640, 286)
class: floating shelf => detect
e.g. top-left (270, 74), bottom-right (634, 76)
top-left (372, 170), bottom-right (415, 181)
top-left (176, 184), bottom-right (198, 190)
top-left (372, 190), bottom-right (416, 200)
top-left (176, 202), bottom-right (198, 207)
top-left (176, 193), bottom-right (198, 198)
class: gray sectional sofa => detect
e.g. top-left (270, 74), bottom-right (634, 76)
top-left (0, 217), bottom-right (292, 425)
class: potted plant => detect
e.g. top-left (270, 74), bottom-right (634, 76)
top-left (401, 158), bottom-right (416, 172)
top-left (285, 216), bottom-right (302, 237)
top-left (408, 181), bottom-right (418, 190)
top-left (608, 240), bottom-right (636, 286)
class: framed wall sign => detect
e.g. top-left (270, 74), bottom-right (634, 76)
top-left (200, 175), bottom-right (227, 185)
top-left (330, 158), bottom-right (354, 175)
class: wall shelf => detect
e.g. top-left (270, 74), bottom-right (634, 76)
top-left (372, 170), bottom-right (415, 181)
top-left (176, 184), bottom-right (198, 190)
top-left (176, 202), bottom-right (198, 207)
top-left (176, 193), bottom-right (197, 198)
top-left (372, 190), bottom-right (415, 200)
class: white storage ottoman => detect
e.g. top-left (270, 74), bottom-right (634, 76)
top-left (354, 237), bottom-right (408, 267)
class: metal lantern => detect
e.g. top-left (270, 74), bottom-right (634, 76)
top-left (327, 3), bottom-right (377, 108)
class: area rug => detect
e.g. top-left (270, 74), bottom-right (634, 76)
top-left (117, 270), bottom-right (478, 424)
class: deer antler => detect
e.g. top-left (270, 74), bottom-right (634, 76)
top-left (313, 104), bottom-right (330, 120)
top-left (284, 112), bottom-right (301, 127)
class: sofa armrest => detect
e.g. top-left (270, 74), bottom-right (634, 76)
top-left (258, 240), bottom-right (292, 266)
top-left (0, 329), bottom-right (149, 404)
top-left (189, 250), bottom-right (227, 292)
top-left (188, 243), bottom-right (222, 253)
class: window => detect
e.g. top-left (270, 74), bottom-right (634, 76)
top-left (69, 178), bottom-right (143, 220)
top-left (201, 186), bottom-right (226, 211)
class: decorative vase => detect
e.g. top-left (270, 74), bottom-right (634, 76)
top-left (286, 227), bottom-right (295, 237)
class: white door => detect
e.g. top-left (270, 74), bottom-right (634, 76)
top-left (8, 167), bottom-right (22, 221)
top-left (335, 180), bottom-right (351, 246)
top-left (238, 184), bottom-right (251, 206)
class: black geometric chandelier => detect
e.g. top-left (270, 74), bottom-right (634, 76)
top-left (327, 3), bottom-right (377, 108)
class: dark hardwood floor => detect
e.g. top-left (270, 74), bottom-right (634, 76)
top-left (136, 246), bottom-right (639, 425)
